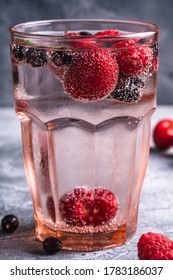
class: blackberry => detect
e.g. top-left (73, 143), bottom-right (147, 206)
top-left (11, 45), bottom-right (27, 62)
top-left (43, 237), bottom-right (62, 254)
top-left (112, 88), bottom-right (139, 102)
top-left (26, 48), bottom-right (47, 67)
top-left (1, 214), bottom-right (19, 233)
top-left (129, 77), bottom-right (145, 89)
top-left (51, 51), bottom-right (72, 67)
top-left (116, 75), bottom-right (145, 90)
top-left (79, 31), bottom-right (92, 36)
top-left (151, 42), bottom-right (160, 58)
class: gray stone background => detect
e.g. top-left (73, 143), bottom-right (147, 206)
top-left (0, 0), bottom-right (173, 106)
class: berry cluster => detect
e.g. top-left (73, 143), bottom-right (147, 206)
top-left (11, 29), bottom-right (159, 102)
top-left (11, 45), bottom-right (47, 68)
top-left (0, 213), bottom-right (62, 254)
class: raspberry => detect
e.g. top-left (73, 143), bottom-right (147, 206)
top-left (59, 186), bottom-right (119, 227)
top-left (63, 50), bottom-right (119, 101)
top-left (95, 29), bottom-right (120, 36)
top-left (149, 57), bottom-right (159, 74)
top-left (66, 32), bottom-right (79, 36)
top-left (93, 187), bottom-right (119, 226)
top-left (114, 39), bottom-right (136, 49)
top-left (115, 43), bottom-right (153, 77)
top-left (138, 232), bottom-right (173, 260)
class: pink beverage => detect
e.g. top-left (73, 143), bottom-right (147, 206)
top-left (9, 20), bottom-right (159, 251)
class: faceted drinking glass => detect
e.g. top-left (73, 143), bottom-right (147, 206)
top-left (9, 19), bottom-right (160, 251)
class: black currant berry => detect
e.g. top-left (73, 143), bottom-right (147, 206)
top-left (11, 45), bottom-right (27, 62)
top-left (1, 214), bottom-right (19, 233)
top-left (79, 31), bottom-right (93, 36)
top-left (51, 51), bottom-right (72, 67)
top-left (26, 48), bottom-right (47, 67)
top-left (43, 237), bottom-right (62, 254)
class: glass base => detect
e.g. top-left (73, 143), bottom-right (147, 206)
top-left (35, 215), bottom-right (136, 252)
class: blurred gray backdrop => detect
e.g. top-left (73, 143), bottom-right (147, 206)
top-left (0, 0), bottom-right (173, 106)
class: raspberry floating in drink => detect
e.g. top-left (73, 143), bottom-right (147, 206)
top-left (59, 186), bottom-right (119, 227)
top-left (63, 49), bottom-right (119, 101)
top-left (116, 43), bottom-right (153, 77)
top-left (95, 29), bottom-right (120, 36)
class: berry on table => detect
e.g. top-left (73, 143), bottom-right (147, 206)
top-left (138, 232), bottom-right (173, 260)
top-left (43, 237), bottom-right (62, 254)
top-left (59, 186), bottom-right (119, 227)
top-left (1, 214), bottom-right (19, 233)
top-left (26, 48), bottom-right (47, 67)
top-left (63, 49), bottom-right (119, 101)
top-left (153, 119), bottom-right (173, 150)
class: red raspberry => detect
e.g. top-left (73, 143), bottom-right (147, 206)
top-left (65, 31), bottom-right (97, 49)
top-left (59, 187), bottom-right (119, 227)
top-left (66, 32), bottom-right (79, 36)
top-left (138, 232), bottom-right (173, 260)
top-left (63, 49), bottom-right (119, 101)
top-left (95, 29), bottom-right (120, 36)
top-left (114, 39), bottom-right (136, 49)
top-left (115, 43), bottom-right (153, 77)
top-left (149, 57), bottom-right (159, 74)
top-left (93, 187), bottom-right (119, 226)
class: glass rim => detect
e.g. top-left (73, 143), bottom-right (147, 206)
top-left (9, 18), bottom-right (160, 40)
